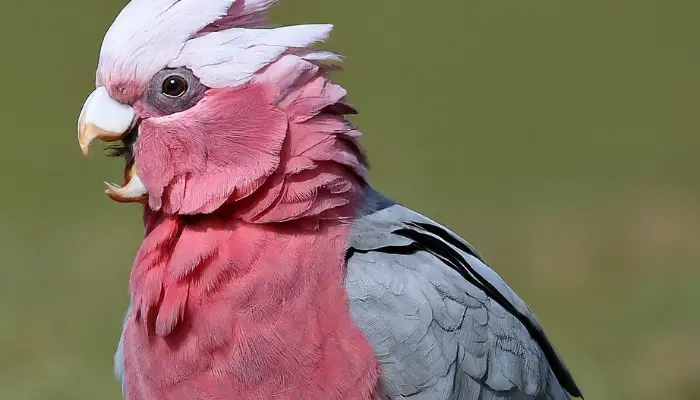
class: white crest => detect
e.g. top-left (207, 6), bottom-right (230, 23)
top-left (171, 24), bottom-right (333, 87)
top-left (97, 0), bottom-right (339, 91)
top-left (98, 0), bottom-right (236, 87)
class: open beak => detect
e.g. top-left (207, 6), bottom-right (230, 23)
top-left (78, 87), bottom-right (147, 203)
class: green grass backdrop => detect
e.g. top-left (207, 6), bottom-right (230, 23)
top-left (0, 1), bottom-right (698, 399)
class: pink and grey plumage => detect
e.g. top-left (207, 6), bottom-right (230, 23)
top-left (76, 1), bottom-right (583, 399)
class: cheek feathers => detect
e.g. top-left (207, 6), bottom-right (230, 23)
top-left (134, 84), bottom-right (289, 215)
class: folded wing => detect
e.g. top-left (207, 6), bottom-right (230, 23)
top-left (346, 189), bottom-right (582, 400)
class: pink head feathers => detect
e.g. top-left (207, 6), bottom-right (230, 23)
top-left (81, 0), bottom-right (366, 218)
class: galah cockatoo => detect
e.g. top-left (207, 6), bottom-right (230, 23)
top-left (76, 1), bottom-right (583, 399)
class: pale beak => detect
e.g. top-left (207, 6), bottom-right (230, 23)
top-left (77, 86), bottom-right (136, 156)
top-left (104, 162), bottom-right (147, 203)
top-left (78, 87), bottom-right (147, 202)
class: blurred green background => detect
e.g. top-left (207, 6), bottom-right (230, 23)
top-left (1, 0), bottom-right (698, 399)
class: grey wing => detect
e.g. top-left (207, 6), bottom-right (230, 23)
top-left (347, 189), bottom-right (582, 400)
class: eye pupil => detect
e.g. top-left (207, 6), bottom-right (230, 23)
top-left (162, 76), bottom-right (187, 97)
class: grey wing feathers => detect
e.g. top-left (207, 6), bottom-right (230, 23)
top-left (347, 189), bottom-right (582, 400)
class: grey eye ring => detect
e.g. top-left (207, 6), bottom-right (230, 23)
top-left (147, 68), bottom-right (206, 115)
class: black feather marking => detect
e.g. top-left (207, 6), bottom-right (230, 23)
top-left (346, 243), bottom-right (419, 261)
top-left (407, 221), bottom-right (484, 262)
top-left (321, 102), bottom-right (359, 116)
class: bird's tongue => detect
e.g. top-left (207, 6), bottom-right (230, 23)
top-left (104, 160), bottom-right (148, 203)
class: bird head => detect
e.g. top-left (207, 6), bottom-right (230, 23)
top-left (78, 0), bottom-right (366, 220)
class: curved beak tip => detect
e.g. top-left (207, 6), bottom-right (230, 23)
top-left (78, 132), bottom-right (93, 156)
top-left (77, 114), bottom-right (92, 157)
top-left (78, 122), bottom-right (130, 157)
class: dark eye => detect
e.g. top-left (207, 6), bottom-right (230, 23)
top-left (161, 75), bottom-right (188, 97)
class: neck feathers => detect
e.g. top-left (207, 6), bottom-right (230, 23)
top-left (234, 54), bottom-right (368, 223)
top-left (123, 208), bottom-right (379, 399)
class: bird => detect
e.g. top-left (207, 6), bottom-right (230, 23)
top-left (76, 1), bottom-right (583, 399)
